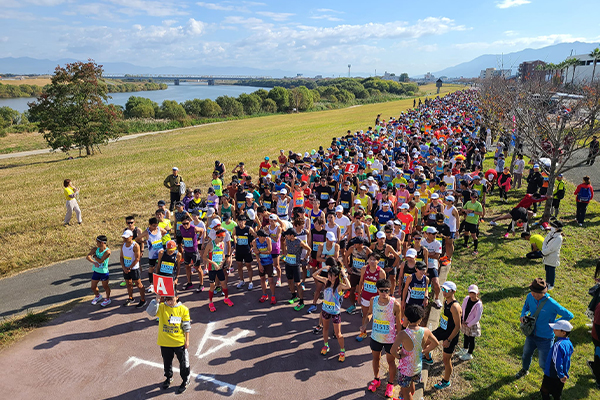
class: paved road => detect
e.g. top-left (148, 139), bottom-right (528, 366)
top-left (0, 121), bottom-right (227, 160)
top-left (560, 147), bottom-right (600, 189)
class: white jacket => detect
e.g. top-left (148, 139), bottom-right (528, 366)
top-left (541, 230), bottom-right (563, 267)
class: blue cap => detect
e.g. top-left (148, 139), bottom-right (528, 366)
top-left (533, 164), bottom-right (539, 168)
top-left (265, 156), bottom-right (269, 161)
top-left (557, 174), bottom-right (563, 177)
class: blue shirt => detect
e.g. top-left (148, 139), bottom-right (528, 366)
top-left (375, 209), bottom-right (395, 225)
top-left (520, 293), bottom-right (573, 339)
top-left (544, 337), bottom-right (573, 379)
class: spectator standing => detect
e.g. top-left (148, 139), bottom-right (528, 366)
top-left (514, 155), bottom-right (525, 189)
top-left (516, 278), bottom-right (573, 379)
top-left (551, 175), bottom-right (565, 218)
top-left (458, 284), bottom-right (483, 361)
top-left (164, 167), bottom-right (184, 212)
top-left (63, 179), bottom-right (82, 226)
top-left (526, 165), bottom-right (543, 214)
top-left (574, 176), bottom-right (594, 226)
top-left (587, 136), bottom-right (599, 166)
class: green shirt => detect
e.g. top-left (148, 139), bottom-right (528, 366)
top-left (211, 178), bottom-right (223, 196)
top-left (415, 200), bottom-right (425, 219)
top-left (465, 201), bottom-right (483, 224)
top-left (530, 234), bottom-right (544, 251)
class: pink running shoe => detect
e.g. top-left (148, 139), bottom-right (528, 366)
top-left (384, 383), bottom-right (394, 398)
top-left (367, 378), bottom-right (381, 392)
top-left (224, 298), bottom-right (234, 307)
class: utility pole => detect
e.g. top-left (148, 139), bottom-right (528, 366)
top-left (348, 64), bottom-right (351, 78)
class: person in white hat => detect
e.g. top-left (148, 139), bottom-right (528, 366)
top-left (458, 284), bottom-right (483, 361)
top-left (425, 281), bottom-right (462, 390)
top-left (310, 230), bottom-right (341, 320)
top-left (421, 226), bottom-right (442, 308)
top-left (540, 320), bottom-right (574, 400)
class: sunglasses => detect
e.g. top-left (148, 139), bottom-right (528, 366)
top-left (126, 221), bottom-right (134, 224)
top-left (378, 289), bottom-right (390, 293)
top-left (182, 222), bottom-right (190, 225)
top-left (441, 287), bottom-right (450, 293)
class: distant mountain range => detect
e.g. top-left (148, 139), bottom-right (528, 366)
top-left (428, 41), bottom-right (599, 79)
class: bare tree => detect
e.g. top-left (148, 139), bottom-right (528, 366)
top-left (480, 77), bottom-right (600, 222)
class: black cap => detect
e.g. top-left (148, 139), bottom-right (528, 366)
top-left (284, 228), bottom-right (297, 237)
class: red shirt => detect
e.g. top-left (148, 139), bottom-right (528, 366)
top-left (397, 212), bottom-right (414, 234)
top-left (259, 162), bottom-right (271, 177)
top-left (516, 194), bottom-right (547, 209)
top-left (574, 183), bottom-right (594, 203)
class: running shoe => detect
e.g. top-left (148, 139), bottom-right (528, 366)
top-left (434, 381), bottom-right (451, 390)
top-left (120, 281), bottom-right (127, 287)
top-left (356, 332), bottom-right (368, 342)
top-left (307, 269), bottom-right (311, 278)
top-left (191, 267), bottom-right (197, 274)
top-left (146, 284), bottom-right (155, 293)
top-left (236, 281), bottom-right (245, 289)
top-left (124, 298), bottom-right (133, 307)
top-left (515, 369), bottom-right (529, 379)
top-left (301, 283), bottom-right (306, 291)
top-left (203, 268), bottom-right (208, 275)
top-left (248, 282), bottom-right (254, 290)
top-left (100, 298), bottom-right (112, 307)
top-left (367, 378), bottom-right (381, 392)
top-left (422, 355), bottom-right (433, 365)
top-left (307, 305), bottom-right (317, 314)
top-left (338, 351), bottom-right (345, 362)
top-left (460, 353), bottom-right (473, 361)
top-left (346, 304), bottom-right (357, 314)
top-left (183, 283), bottom-right (193, 291)
top-left (224, 298), bottom-right (234, 307)
top-left (135, 300), bottom-right (147, 309)
top-left (294, 302), bottom-right (305, 311)
top-left (440, 259), bottom-right (451, 266)
top-left (489, 221), bottom-right (498, 226)
top-left (91, 295), bottom-right (103, 305)
top-left (434, 299), bottom-right (443, 309)
top-left (270, 296), bottom-right (276, 305)
top-left (177, 377), bottom-right (190, 394)
top-left (313, 325), bottom-right (323, 334)
top-left (162, 377), bottom-right (173, 389)
top-left (542, 222), bottom-right (550, 230)
top-left (196, 286), bottom-right (204, 292)
top-left (259, 294), bottom-right (269, 303)
top-left (276, 279), bottom-right (281, 287)
top-left (215, 286), bottom-right (222, 293)
top-left (288, 296), bottom-right (299, 304)
top-left (503, 233), bottom-right (509, 238)
top-left (320, 345), bottom-right (330, 355)
top-left (472, 250), bottom-right (479, 256)
top-left (384, 383), bottom-right (394, 398)
top-left (209, 302), bottom-right (216, 312)
top-left (343, 291), bottom-right (350, 299)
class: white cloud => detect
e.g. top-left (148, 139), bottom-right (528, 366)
top-left (255, 11), bottom-right (294, 21)
top-left (196, 2), bottom-right (235, 11)
top-left (310, 15), bottom-right (343, 22)
top-left (496, 0), bottom-right (531, 9)
top-left (107, 0), bottom-right (188, 17)
top-left (504, 30), bottom-right (519, 36)
top-left (453, 34), bottom-right (591, 51)
top-left (316, 8), bottom-right (343, 14)
top-left (187, 18), bottom-right (205, 35)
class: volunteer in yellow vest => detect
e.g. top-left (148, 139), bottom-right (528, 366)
top-left (63, 179), bottom-right (82, 226)
top-left (147, 294), bottom-right (191, 394)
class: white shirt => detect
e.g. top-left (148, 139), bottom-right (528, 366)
top-left (334, 215), bottom-right (351, 239)
top-left (421, 238), bottom-right (442, 269)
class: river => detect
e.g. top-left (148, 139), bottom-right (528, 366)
top-left (0, 83), bottom-right (267, 113)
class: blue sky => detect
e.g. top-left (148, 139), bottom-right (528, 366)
top-left (1, 0), bottom-right (599, 76)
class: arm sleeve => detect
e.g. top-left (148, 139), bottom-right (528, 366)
top-left (467, 302), bottom-right (483, 327)
top-left (164, 176), bottom-right (171, 189)
top-left (146, 299), bottom-right (159, 317)
top-left (555, 301), bottom-right (574, 322)
top-left (554, 346), bottom-right (566, 379)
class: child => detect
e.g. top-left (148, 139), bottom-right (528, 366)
top-left (313, 264), bottom-right (351, 362)
top-left (540, 320), bottom-right (574, 400)
top-left (459, 284), bottom-right (483, 361)
top-left (391, 304), bottom-right (439, 400)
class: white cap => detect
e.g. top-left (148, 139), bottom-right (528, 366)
top-left (382, 202), bottom-right (390, 207)
top-left (425, 226), bottom-right (438, 234)
top-left (122, 229), bottom-right (133, 238)
top-left (468, 284), bottom-right (479, 294)
top-left (334, 166), bottom-right (339, 170)
top-left (360, 185), bottom-right (368, 190)
top-left (368, 150), bottom-right (373, 155)
top-left (246, 209), bottom-right (256, 220)
top-left (266, 174), bottom-right (271, 179)
top-left (245, 193), bottom-right (253, 199)
top-left (367, 176), bottom-right (374, 181)
top-left (269, 214), bottom-right (278, 220)
top-left (210, 219), bottom-right (222, 228)
top-left (405, 248), bottom-right (417, 258)
top-left (354, 199), bottom-right (361, 204)
top-left (549, 320), bottom-right (573, 332)
top-left (376, 231), bottom-right (385, 239)
top-left (431, 193), bottom-right (439, 200)
top-left (280, 189), bottom-right (287, 195)
top-left (445, 195), bottom-right (455, 202)
top-left (172, 167), bottom-right (179, 171)
top-left (400, 203), bottom-right (409, 210)
top-left (326, 231), bottom-right (337, 241)
top-left (206, 207), bottom-right (215, 217)
top-left (441, 281), bottom-right (457, 291)
top-left (335, 205), bottom-right (344, 212)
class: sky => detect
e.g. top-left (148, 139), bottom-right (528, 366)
top-left (1, 0), bottom-right (599, 76)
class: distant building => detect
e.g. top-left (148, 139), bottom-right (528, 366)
top-left (382, 71), bottom-right (400, 82)
top-left (479, 68), bottom-right (511, 79)
top-left (424, 72), bottom-right (435, 81)
top-left (314, 75), bottom-right (323, 79)
top-left (518, 60), bottom-right (546, 82)
top-left (566, 54), bottom-right (600, 84)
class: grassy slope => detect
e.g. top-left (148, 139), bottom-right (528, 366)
top-left (0, 78), bottom-right (52, 86)
top-left (0, 131), bottom-right (48, 154)
top-left (0, 84), bottom-right (462, 276)
top-left (427, 159), bottom-right (599, 400)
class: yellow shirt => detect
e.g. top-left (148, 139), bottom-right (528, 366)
top-left (158, 219), bottom-right (172, 244)
top-left (64, 186), bottom-right (74, 201)
top-left (157, 302), bottom-right (191, 347)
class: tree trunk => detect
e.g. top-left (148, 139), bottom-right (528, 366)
top-left (541, 157), bottom-right (558, 223)
top-left (86, 145), bottom-right (91, 156)
top-left (592, 61), bottom-right (597, 83)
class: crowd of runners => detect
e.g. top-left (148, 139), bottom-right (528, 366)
top-left (79, 89), bottom-right (590, 399)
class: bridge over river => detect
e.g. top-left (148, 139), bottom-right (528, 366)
top-left (104, 74), bottom-right (271, 85)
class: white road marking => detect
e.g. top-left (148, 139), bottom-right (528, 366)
top-left (125, 356), bottom-right (256, 395)
top-left (195, 322), bottom-right (250, 360)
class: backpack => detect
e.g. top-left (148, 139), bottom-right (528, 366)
top-left (578, 186), bottom-right (591, 202)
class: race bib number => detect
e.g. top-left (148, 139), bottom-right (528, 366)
top-left (440, 314), bottom-right (449, 330)
top-left (212, 250), bottom-right (224, 264)
top-left (264, 201), bottom-right (271, 210)
top-left (160, 261), bottom-right (175, 275)
top-left (183, 237), bottom-right (193, 248)
top-left (428, 258), bottom-right (438, 269)
top-left (363, 280), bottom-right (377, 293)
top-left (378, 259), bottom-right (385, 269)
top-left (312, 242), bottom-right (323, 252)
top-left (237, 235), bottom-right (248, 246)
top-left (353, 258), bottom-right (365, 269)
top-left (176, 221), bottom-right (182, 231)
top-left (320, 193), bottom-right (329, 200)
top-left (169, 316), bottom-right (182, 325)
top-left (467, 212), bottom-right (475, 217)
top-left (444, 216), bottom-right (450, 225)
top-left (285, 254), bottom-right (297, 265)
top-left (410, 286), bottom-right (426, 299)
top-left (124, 256), bottom-right (132, 267)
top-left (213, 185), bottom-right (220, 191)
top-left (373, 319), bottom-right (390, 335)
top-left (436, 237), bottom-right (443, 246)
top-left (152, 240), bottom-right (162, 250)
top-left (322, 300), bottom-right (335, 314)
top-left (341, 201), bottom-right (349, 209)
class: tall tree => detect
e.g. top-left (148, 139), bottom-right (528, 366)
top-left (28, 60), bottom-right (121, 155)
top-left (590, 47), bottom-right (600, 83)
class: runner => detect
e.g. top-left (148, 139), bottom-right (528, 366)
top-left (357, 253), bottom-right (387, 342)
top-left (310, 231), bottom-right (340, 314)
top-left (281, 228), bottom-right (311, 311)
top-left (401, 261), bottom-right (429, 321)
top-left (120, 230), bottom-right (146, 308)
top-left (371, 231), bottom-right (399, 296)
top-left (363, 279), bottom-right (402, 398)
top-left (155, 240), bottom-right (182, 298)
top-left (137, 217), bottom-right (167, 294)
top-left (86, 235), bottom-right (112, 307)
top-left (203, 229), bottom-right (234, 312)
top-left (179, 215), bottom-right (204, 292)
top-left (252, 230), bottom-right (276, 305)
top-left (232, 214), bottom-right (257, 290)
top-left (461, 191), bottom-right (483, 255)
top-left (267, 214), bottom-right (283, 286)
top-left (344, 233), bottom-right (372, 314)
top-left (313, 264), bottom-right (351, 362)
top-left (421, 226), bottom-right (443, 308)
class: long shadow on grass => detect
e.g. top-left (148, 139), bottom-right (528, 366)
top-left (452, 375), bottom-right (518, 400)
top-left (481, 286), bottom-right (528, 303)
top-left (0, 157), bottom-right (69, 170)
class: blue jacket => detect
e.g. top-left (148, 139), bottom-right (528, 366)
top-left (544, 337), bottom-right (573, 379)
top-left (520, 293), bottom-right (573, 339)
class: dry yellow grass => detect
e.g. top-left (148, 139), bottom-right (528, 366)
top-left (0, 131), bottom-right (48, 154)
top-left (0, 78), bottom-right (52, 86)
top-left (0, 84), bottom-right (464, 276)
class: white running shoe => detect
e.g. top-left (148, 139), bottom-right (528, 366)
top-left (489, 221), bottom-right (497, 226)
top-left (434, 299), bottom-right (443, 309)
top-left (276, 279), bottom-right (281, 287)
top-left (236, 281), bottom-right (245, 289)
top-left (460, 353), bottom-right (473, 361)
top-left (91, 295), bottom-right (103, 305)
top-left (248, 282), bottom-right (254, 290)
top-left (100, 298), bottom-right (112, 307)
top-left (146, 284), bottom-right (154, 294)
